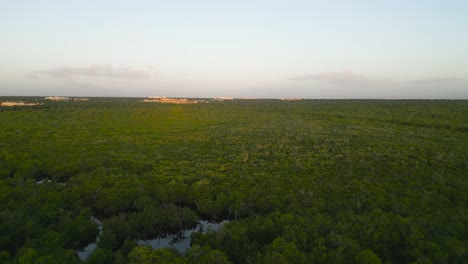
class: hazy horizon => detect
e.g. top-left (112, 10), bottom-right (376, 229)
top-left (1, 1), bottom-right (467, 99)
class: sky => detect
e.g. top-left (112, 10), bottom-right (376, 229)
top-left (1, 0), bottom-right (467, 98)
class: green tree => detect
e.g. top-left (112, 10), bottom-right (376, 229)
top-left (128, 246), bottom-right (186, 264)
top-left (0, 251), bottom-right (12, 264)
top-left (355, 249), bottom-right (383, 264)
top-left (86, 248), bottom-right (115, 264)
top-left (186, 245), bottom-right (231, 264)
top-left (18, 248), bottom-right (38, 264)
top-left (257, 237), bottom-right (307, 264)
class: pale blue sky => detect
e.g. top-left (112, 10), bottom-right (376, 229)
top-left (1, 0), bottom-right (467, 98)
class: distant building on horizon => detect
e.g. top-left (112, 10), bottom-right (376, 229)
top-left (280, 97), bottom-right (302, 101)
top-left (213, 97), bottom-right (234, 101)
top-left (1, 101), bottom-right (41, 107)
top-left (142, 97), bottom-right (204, 104)
top-left (45, 96), bottom-right (70, 101)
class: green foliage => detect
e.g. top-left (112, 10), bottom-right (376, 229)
top-left (18, 248), bottom-right (38, 264)
top-left (186, 245), bottom-right (231, 264)
top-left (128, 246), bottom-right (186, 264)
top-left (255, 237), bottom-right (307, 264)
top-left (1, 98), bottom-right (467, 263)
top-left (86, 248), bottom-right (115, 264)
top-left (355, 249), bottom-right (382, 264)
top-left (0, 251), bottom-right (12, 264)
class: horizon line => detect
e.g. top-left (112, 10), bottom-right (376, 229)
top-left (1, 95), bottom-right (467, 100)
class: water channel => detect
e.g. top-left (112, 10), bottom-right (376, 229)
top-left (77, 219), bottom-right (228, 261)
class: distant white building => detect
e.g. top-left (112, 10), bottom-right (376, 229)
top-left (45, 96), bottom-right (70, 101)
top-left (213, 97), bottom-right (234, 101)
top-left (280, 97), bottom-right (302, 101)
top-left (0, 101), bottom-right (41, 107)
top-left (143, 97), bottom-right (201, 104)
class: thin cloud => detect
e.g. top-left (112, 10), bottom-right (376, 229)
top-left (406, 77), bottom-right (465, 85)
top-left (289, 71), bottom-right (466, 88)
top-left (290, 71), bottom-right (363, 82)
top-left (28, 65), bottom-right (151, 80)
top-left (289, 71), bottom-right (390, 86)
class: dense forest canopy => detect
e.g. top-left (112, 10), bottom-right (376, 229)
top-left (0, 97), bottom-right (466, 263)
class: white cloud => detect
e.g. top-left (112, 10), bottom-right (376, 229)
top-left (28, 65), bottom-right (151, 80)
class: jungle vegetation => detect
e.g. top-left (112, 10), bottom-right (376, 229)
top-left (0, 97), bottom-right (466, 263)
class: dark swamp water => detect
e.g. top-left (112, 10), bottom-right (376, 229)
top-left (77, 219), bottom-right (229, 261)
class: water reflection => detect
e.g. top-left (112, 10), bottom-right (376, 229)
top-left (137, 220), bottom-right (228, 254)
top-left (76, 217), bottom-right (102, 261)
top-left (77, 219), bottom-right (228, 261)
